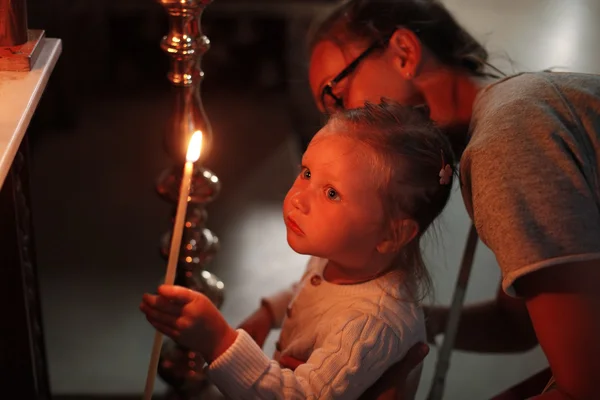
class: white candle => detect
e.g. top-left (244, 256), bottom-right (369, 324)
top-left (143, 131), bottom-right (203, 400)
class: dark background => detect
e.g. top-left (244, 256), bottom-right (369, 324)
top-left (16, 0), bottom-right (600, 398)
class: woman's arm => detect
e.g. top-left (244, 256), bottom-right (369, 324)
top-left (459, 75), bottom-right (600, 397)
top-left (426, 283), bottom-right (538, 353)
top-left (516, 259), bottom-right (600, 400)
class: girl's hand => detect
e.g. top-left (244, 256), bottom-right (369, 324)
top-left (237, 304), bottom-right (275, 348)
top-left (140, 284), bottom-right (238, 363)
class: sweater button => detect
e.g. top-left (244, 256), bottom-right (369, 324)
top-left (310, 275), bottom-right (322, 286)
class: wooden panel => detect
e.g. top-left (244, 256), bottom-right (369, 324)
top-left (0, 137), bottom-right (51, 398)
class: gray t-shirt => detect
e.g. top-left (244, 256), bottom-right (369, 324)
top-left (460, 72), bottom-right (600, 296)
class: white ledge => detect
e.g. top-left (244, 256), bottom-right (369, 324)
top-left (0, 38), bottom-right (62, 187)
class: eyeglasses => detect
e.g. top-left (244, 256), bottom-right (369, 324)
top-left (320, 38), bottom-right (390, 114)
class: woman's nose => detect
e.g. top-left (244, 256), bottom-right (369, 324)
top-left (291, 191), bottom-right (309, 213)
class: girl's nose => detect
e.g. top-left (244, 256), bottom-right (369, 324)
top-left (291, 191), bottom-right (309, 214)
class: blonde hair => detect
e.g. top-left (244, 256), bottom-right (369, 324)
top-left (330, 100), bottom-right (456, 301)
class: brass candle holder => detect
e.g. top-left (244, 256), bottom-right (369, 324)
top-left (155, 0), bottom-right (225, 396)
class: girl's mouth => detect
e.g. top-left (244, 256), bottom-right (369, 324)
top-left (285, 216), bottom-right (304, 235)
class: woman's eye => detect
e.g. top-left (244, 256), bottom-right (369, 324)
top-left (324, 95), bottom-right (344, 115)
top-left (301, 167), bottom-right (311, 179)
top-left (326, 188), bottom-right (340, 201)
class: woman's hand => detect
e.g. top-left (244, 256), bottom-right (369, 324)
top-left (359, 342), bottom-right (430, 400)
top-left (140, 284), bottom-right (238, 363)
top-left (237, 304), bottom-right (274, 349)
top-left (423, 305), bottom-right (448, 344)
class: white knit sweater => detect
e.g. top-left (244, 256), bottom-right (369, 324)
top-left (208, 257), bottom-right (426, 399)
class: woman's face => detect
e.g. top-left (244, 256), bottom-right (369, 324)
top-left (309, 39), bottom-right (424, 114)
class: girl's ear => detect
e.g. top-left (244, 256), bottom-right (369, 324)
top-left (387, 27), bottom-right (423, 79)
top-left (377, 219), bottom-right (419, 254)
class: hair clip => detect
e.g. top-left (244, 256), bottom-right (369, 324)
top-left (439, 150), bottom-right (452, 185)
top-left (439, 164), bottom-right (453, 185)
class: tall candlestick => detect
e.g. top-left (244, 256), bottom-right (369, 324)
top-left (155, 0), bottom-right (225, 394)
top-left (143, 131), bottom-right (202, 400)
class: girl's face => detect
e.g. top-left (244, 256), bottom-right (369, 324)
top-left (309, 39), bottom-right (423, 114)
top-left (282, 124), bottom-right (388, 270)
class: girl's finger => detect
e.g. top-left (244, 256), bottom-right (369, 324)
top-left (142, 294), bottom-right (182, 316)
top-left (157, 284), bottom-right (196, 304)
top-left (140, 302), bottom-right (179, 328)
top-left (148, 319), bottom-right (179, 339)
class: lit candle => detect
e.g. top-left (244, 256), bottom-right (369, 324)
top-left (143, 131), bottom-right (203, 400)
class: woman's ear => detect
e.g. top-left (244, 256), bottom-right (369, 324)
top-left (387, 28), bottom-right (423, 79)
top-left (377, 219), bottom-right (419, 254)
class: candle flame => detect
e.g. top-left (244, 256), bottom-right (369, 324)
top-left (186, 131), bottom-right (203, 162)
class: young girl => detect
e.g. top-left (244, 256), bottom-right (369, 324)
top-left (140, 100), bottom-right (456, 399)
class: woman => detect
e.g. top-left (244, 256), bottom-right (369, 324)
top-left (304, 0), bottom-right (600, 398)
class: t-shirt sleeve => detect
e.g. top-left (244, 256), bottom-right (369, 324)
top-left (461, 77), bottom-right (600, 296)
top-left (207, 313), bottom-right (405, 400)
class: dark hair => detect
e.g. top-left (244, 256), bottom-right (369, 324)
top-left (329, 100), bottom-right (456, 302)
top-left (309, 0), bottom-right (502, 78)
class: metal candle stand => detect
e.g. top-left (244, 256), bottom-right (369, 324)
top-left (155, 0), bottom-right (225, 397)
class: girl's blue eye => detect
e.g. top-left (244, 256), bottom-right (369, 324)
top-left (326, 188), bottom-right (340, 201)
top-left (301, 168), bottom-right (311, 179)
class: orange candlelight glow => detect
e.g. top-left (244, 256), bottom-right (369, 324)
top-left (186, 130), bottom-right (202, 162)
